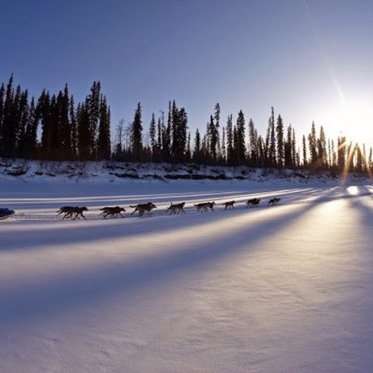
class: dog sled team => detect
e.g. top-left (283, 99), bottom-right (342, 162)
top-left (0, 197), bottom-right (281, 220)
top-left (2, 195), bottom-right (282, 221)
top-left (53, 196), bottom-right (281, 220)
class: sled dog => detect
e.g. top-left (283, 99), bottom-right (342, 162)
top-left (57, 206), bottom-right (88, 220)
top-left (222, 200), bottom-right (235, 209)
top-left (168, 202), bottom-right (185, 214)
top-left (246, 198), bottom-right (261, 207)
top-left (130, 202), bottom-right (157, 216)
top-left (194, 201), bottom-right (215, 212)
top-left (268, 198), bottom-right (281, 206)
top-left (57, 206), bottom-right (76, 219)
top-left (100, 206), bottom-right (126, 218)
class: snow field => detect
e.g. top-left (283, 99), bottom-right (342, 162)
top-left (1, 180), bottom-right (373, 372)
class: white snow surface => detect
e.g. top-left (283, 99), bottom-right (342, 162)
top-left (1, 174), bottom-right (373, 372)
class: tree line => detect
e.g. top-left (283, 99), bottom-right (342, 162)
top-left (0, 75), bottom-right (110, 161)
top-left (0, 76), bottom-right (372, 174)
top-left (115, 101), bottom-right (372, 174)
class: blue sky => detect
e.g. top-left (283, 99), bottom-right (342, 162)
top-left (1, 0), bottom-right (373, 145)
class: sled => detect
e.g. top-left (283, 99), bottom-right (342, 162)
top-left (0, 208), bottom-right (15, 220)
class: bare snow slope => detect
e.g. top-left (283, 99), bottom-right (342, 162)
top-left (1, 178), bottom-right (373, 373)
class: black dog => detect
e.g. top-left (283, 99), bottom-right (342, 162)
top-left (246, 198), bottom-right (261, 207)
top-left (57, 206), bottom-right (88, 220)
top-left (268, 198), bottom-right (281, 206)
top-left (100, 206), bottom-right (126, 218)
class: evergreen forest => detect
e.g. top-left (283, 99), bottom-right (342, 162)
top-left (0, 76), bottom-right (371, 175)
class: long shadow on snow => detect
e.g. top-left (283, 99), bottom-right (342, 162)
top-left (0, 189), bottom-right (245, 210)
top-left (0, 188), bottom-right (334, 252)
top-left (0, 187), bottom-right (346, 325)
top-left (0, 186), bottom-right (321, 212)
top-left (0, 186), bottom-right (359, 252)
top-left (346, 185), bottom-right (373, 238)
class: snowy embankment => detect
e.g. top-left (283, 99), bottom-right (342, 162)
top-left (1, 169), bottom-right (373, 372)
top-left (0, 158), bottom-right (361, 183)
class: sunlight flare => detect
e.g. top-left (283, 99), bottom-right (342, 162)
top-left (326, 97), bottom-right (373, 148)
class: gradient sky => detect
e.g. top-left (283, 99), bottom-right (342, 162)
top-left (1, 0), bottom-right (373, 146)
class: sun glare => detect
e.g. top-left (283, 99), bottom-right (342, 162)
top-left (328, 97), bottom-right (373, 148)
top-left (318, 94), bottom-right (373, 182)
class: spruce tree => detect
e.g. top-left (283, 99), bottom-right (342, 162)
top-left (226, 114), bottom-right (233, 165)
top-left (15, 89), bottom-right (29, 159)
top-left (97, 97), bottom-right (111, 160)
top-left (355, 144), bottom-right (363, 172)
top-left (302, 135), bottom-right (307, 167)
top-left (233, 126), bottom-right (239, 165)
top-left (214, 103), bottom-right (221, 159)
top-left (38, 90), bottom-right (52, 159)
top-left (57, 85), bottom-right (72, 160)
top-left (171, 101), bottom-right (188, 163)
top-left (257, 135), bottom-right (265, 167)
top-left (248, 118), bottom-right (257, 166)
top-left (70, 96), bottom-right (77, 160)
top-left (49, 94), bottom-right (61, 160)
top-left (113, 119), bottom-right (124, 161)
top-left (3, 77), bottom-right (18, 158)
top-left (161, 110), bottom-right (171, 162)
top-left (208, 115), bottom-right (216, 161)
top-left (149, 113), bottom-right (156, 160)
top-left (131, 102), bottom-right (143, 161)
top-left (291, 127), bottom-right (297, 167)
top-left (317, 125), bottom-right (327, 169)
top-left (268, 107), bottom-right (276, 166)
top-left (77, 103), bottom-right (91, 160)
top-left (23, 97), bottom-right (38, 159)
top-left (185, 131), bottom-right (191, 162)
top-left (156, 116), bottom-right (162, 162)
top-left (362, 144), bottom-right (367, 173)
top-left (284, 125), bottom-right (292, 168)
top-left (87, 81), bottom-right (101, 159)
top-left (337, 136), bottom-right (346, 172)
top-left (207, 103), bottom-right (220, 162)
top-left (331, 140), bottom-right (337, 168)
top-left (235, 110), bottom-right (246, 165)
top-left (327, 139), bottom-right (332, 168)
top-left (345, 141), bottom-right (354, 171)
top-left (276, 115), bottom-right (284, 167)
top-left (193, 128), bottom-right (201, 163)
top-left (308, 121), bottom-right (317, 167)
top-left (221, 126), bottom-right (226, 164)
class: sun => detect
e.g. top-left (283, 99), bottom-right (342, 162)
top-left (327, 96), bottom-right (373, 148)
top-left (318, 94), bottom-right (373, 181)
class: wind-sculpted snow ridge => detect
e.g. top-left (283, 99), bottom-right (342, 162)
top-left (1, 179), bottom-right (373, 373)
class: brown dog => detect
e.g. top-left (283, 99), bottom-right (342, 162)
top-left (100, 206), bottom-right (126, 218)
top-left (130, 202), bottom-right (157, 216)
top-left (194, 201), bottom-right (215, 213)
top-left (168, 202), bottom-right (185, 215)
top-left (222, 200), bottom-right (235, 209)
top-left (246, 198), bottom-right (261, 207)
